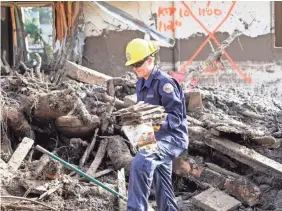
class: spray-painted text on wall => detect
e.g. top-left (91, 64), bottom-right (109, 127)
top-left (158, 3), bottom-right (223, 32)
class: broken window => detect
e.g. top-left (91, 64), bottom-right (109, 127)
top-left (21, 6), bottom-right (54, 64)
top-left (274, 1), bottom-right (282, 47)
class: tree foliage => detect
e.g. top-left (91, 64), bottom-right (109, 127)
top-left (24, 18), bottom-right (42, 43)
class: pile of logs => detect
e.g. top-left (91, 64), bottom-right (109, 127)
top-left (1, 57), bottom-right (282, 211)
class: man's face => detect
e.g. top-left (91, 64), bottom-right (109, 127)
top-left (131, 57), bottom-right (153, 79)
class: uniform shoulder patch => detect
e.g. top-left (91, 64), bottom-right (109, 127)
top-left (163, 83), bottom-right (174, 93)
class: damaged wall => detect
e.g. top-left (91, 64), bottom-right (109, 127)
top-left (82, 1), bottom-right (282, 99)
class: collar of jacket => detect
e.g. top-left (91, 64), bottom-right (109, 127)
top-left (136, 66), bottom-right (159, 92)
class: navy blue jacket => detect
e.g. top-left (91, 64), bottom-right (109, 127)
top-left (136, 68), bottom-right (189, 149)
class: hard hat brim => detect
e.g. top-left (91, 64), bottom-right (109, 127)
top-left (125, 49), bottom-right (159, 66)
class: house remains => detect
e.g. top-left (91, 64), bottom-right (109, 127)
top-left (1, 1), bottom-right (282, 211)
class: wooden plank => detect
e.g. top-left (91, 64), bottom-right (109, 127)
top-left (8, 137), bottom-right (34, 171)
top-left (117, 168), bottom-right (127, 211)
top-left (204, 135), bottom-right (282, 176)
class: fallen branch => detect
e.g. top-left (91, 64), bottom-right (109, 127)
top-left (183, 30), bottom-right (243, 87)
top-left (38, 184), bottom-right (63, 201)
top-left (20, 61), bottom-right (32, 73)
top-left (86, 138), bottom-right (109, 176)
top-left (100, 100), bottom-right (115, 134)
top-left (94, 169), bottom-right (114, 178)
top-left (79, 128), bottom-right (99, 168)
top-left (34, 150), bottom-right (56, 177)
top-left (1, 196), bottom-right (59, 211)
top-left (1, 204), bottom-right (47, 211)
top-left (74, 97), bottom-right (93, 124)
top-left (99, 92), bottom-right (127, 109)
top-left (107, 79), bottom-right (115, 97)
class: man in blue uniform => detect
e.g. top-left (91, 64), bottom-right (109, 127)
top-left (124, 38), bottom-right (189, 211)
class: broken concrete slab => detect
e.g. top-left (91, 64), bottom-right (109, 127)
top-left (65, 60), bottom-right (112, 86)
top-left (192, 187), bottom-right (241, 211)
top-left (7, 137), bottom-right (34, 171)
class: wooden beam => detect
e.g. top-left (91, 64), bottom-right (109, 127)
top-left (189, 126), bottom-right (282, 177)
top-left (65, 60), bottom-right (113, 86)
top-left (204, 134), bottom-right (282, 176)
top-left (59, 2), bottom-right (68, 34)
top-left (10, 6), bottom-right (17, 48)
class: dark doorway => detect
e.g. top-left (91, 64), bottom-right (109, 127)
top-left (1, 6), bottom-right (13, 65)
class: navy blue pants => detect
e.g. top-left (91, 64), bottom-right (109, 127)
top-left (127, 141), bottom-right (185, 211)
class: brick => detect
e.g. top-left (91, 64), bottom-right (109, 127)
top-left (192, 188), bottom-right (241, 211)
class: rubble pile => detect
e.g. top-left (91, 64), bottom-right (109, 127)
top-left (1, 60), bottom-right (282, 211)
top-left (175, 86), bottom-right (282, 210)
top-left (0, 64), bottom-right (136, 210)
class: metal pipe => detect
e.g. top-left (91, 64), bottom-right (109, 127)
top-left (35, 145), bottom-right (128, 202)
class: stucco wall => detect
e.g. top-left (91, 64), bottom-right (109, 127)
top-left (82, 1), bottom-right (282, 99)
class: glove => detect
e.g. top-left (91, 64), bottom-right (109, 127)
top-left (152, 124), bottom-right (160, 132)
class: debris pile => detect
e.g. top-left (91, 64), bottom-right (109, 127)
top-left (1, 58), bottom-right (282, 211)
top-left (174, 86), bottom-right (282, 210)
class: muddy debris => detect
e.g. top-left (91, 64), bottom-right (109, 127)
top-left (1, 59), bottom-right (282, 211)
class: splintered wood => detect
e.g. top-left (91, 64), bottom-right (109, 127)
top-left (113, 101), bottom-right (166, 125)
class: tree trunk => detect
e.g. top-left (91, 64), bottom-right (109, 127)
top-left (106, 136), bottom-right (133, 174)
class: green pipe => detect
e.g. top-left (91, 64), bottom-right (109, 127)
top-left (35, 145), bottom-right (128, 202)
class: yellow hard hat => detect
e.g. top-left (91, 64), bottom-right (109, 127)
top-left (125, 38), bottom-right (159, 66)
